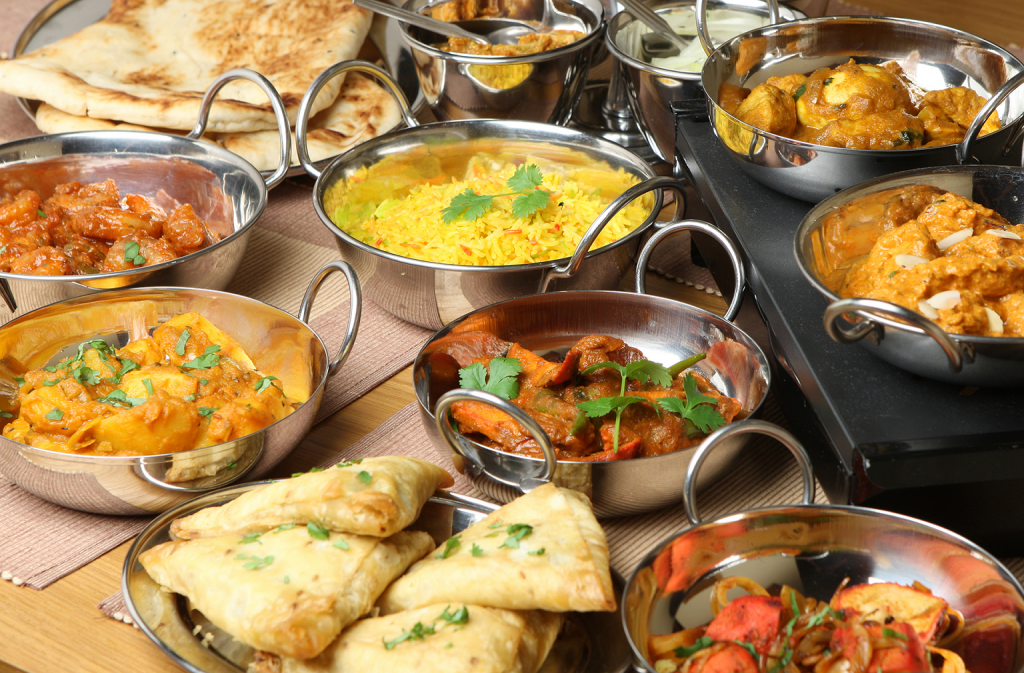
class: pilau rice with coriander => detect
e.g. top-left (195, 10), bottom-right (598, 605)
top-left (325, 156), bottom-right (654, 266)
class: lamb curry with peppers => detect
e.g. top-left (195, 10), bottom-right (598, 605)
top-left (426, 331), bottom-right (742, 462)
top-left (720, 59), bottom-right (1001, 150)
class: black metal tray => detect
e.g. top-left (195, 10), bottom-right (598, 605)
top-left (674, 110), bottom-right (1024, 556)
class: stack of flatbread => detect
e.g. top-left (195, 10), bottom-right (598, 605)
top-left (0, 0), bottom-right (404, 172)
top-left (138, 456), bottom-right (617, 673)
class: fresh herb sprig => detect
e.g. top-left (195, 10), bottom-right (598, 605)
top-left (458, 357), bottom-right (522, 401)
top-left (383, 605), bottom-right (470, 650)
top-left (575, 360), bottom-right (671, 453)
top-left (441, 164), bottom-right (551, 223)
top-left (656, 373), bottom-right (726, 435)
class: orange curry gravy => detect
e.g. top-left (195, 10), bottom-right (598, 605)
top-left (426, 332), bottom-right (742, 462)
top-left (0, 178), bottom-right (220, 275)
top-left (816, 185), bottom-right (1024, 336)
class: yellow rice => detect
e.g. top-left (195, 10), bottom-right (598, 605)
top-left (326, 155), bottom-right (653, 266)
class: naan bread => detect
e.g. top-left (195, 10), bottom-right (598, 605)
top-left (376, 483), bottom-right (616, 614)
top-left (34, 72), bottom-right (404, 172)
top-left (139, 527), bottom-right (434, 659)
top-left (0, 0), bottom-right (371, 132)
top-left (249, 604), bottom-right (565, 673)
top-left (170, 456), bottom-right (455, 539)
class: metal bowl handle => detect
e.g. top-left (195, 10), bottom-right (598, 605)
top-left (957, 69), bottom-right (1024, 165)
top-left (298, 260), bottom-right (363, 379)
top-left (540, 176), bottom-right (682, 292)
top-left (434, 389), bottom-right (557, 493)
top-left (634, 220), bottom-right (746, 322)
top-left (684, 419), bottom-right (814, 525)
top-left (823, 297), bottom-right (965, 372)
top-left (296, 60), bottom-right (418, 180)
top-left (695, 0), bottom-right (781, 57)
top-left (187, 68), bottom-right (292, 190)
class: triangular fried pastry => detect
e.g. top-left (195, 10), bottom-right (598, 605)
top-left (376, 483), bottom-right (616, 614)
top-left (170, 456), bottom-right (454, 539)
top-left (249, 604), bottom-right (565, 673)
top-left (139, 527), bottom-right (434, 659)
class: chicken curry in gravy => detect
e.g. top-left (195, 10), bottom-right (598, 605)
top-left (720, 59), bottom-right (1001, 150)
top-left (815, 185), bottom-right (1024, 336)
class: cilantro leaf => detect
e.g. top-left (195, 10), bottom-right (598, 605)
top-left (13, 376), bottom-right (24, 386)
top-left (46, 408), bottom-right (64, 421)
top-left (43, 379), bottom-right (59, 387)
top-left (458, 357), bottom-right (522, 400)
top-left (437, 605), bottom-right (469, 626)
top-left (333, 539), bottom-right (350, 550)
top-left (441, 189), bottom-right (493, 223)
top-left (357, 470), bottom-right (372, 484)
top-left (97, 389), bottom-right (146, 408)
top-left (576, 395), bottom-right (646, 418)
top-left (768, 647), bottom-right (794, 673)
top-left (510, 189), bottom-right (550, 219)
top-left (235, 554), bottom-right (274, 570)
top-left (499, 523), bottom-right (533, 549)
top-left (0, 411), bottom-right (11, 418)
top-left (307, 522), bottom-right (330, 540)
top-left (72, 364), bottom-right (101, 386)
top-left (107, 359), bottom-right (139, 385)
top-left (123, 240), bottom-right (146, 266)
top-left (142, 379), bottom-right (154, 396)
top-left (882, 627), bottom-right (908, 641)
top-left (657, 373), bottom-right (726, 435)
top-left (436, 535), bottom-right (461, 559)
top-left (37, 209), bottom-right (47, 218)
top-left (254, 375), bottom-right (279, 394)
top-left (506, 164), bottom-right (544, 192)
top-left (675, 635), bottom-right (713, 658)
top-left (272, 523), bottom-right (295, 533)
top-left (240, 533), bottom-right (262, 545)
top-left (198, 406), bottom-right (217, 417)
top-left (175, 329), bottom-right (190, 356)
top-left (182, 344), bottom-right (221, 370)
top-left (528, 548), bottom-right (546, 556)
top-left (471, 544), bottom-right (483, 557)
top-left (336, 458), bottom-right (364, 468)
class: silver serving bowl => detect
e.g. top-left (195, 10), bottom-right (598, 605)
top-left (794, 164), bottom-right (1024, 387)
top-left (606, 0), bottom-right (803, 165)
top-left (0, 69), bottom-right (291, 317)
top-left (411, 222), bottom-right (774, 518)
top-left (296, 60), bottom-right (676, 331)
top-left (400, 0), bottom-right (603, 123)
top-left (699, 12), bottom-right (1024, 202)
top-left (0, 261), bottom-right (361, 515)
top-left (622, 433), bottom-right (1024, 673)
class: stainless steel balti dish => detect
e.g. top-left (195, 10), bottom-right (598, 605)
top-left (698, 10), bottom-right (1024, 202)
top-left (400, 0), bottom-right (603, 123)
top-left (795, 165), bottom-right (1024, 387)
top-left (297, 60), bottom-right (676, 331)
top-left (0, 261), bottom-right (361, 515)
top-left (412, 223), bottom-right (775, 518)
top-left (0, 69), bottom-right (291, 316)
top-left (622, 433), bottom-right (1024, 673)
top-left (606, 0), bottom-right (803, 165)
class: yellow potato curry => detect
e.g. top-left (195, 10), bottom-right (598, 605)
top-left (817, 185), bottom-right (1024, 336)
top-left (2, 312), bottom-right (301, 456)
top-left (720, 59), bottom-right (1001, 149)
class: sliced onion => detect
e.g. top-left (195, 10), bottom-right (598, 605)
top-left (985, 228), bottom-right (1022, 241)
top-left (894, 254), bottom-right (929, 269)
top-left (926, 290), bottom-right (961, 310)
top-left (918, 300), bottom-right (940, 319)
top-left (937, 228), bottom-right (973, 250)
top-left (985, 307), bottom-right (1005, 334)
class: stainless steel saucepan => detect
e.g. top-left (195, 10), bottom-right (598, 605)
top-left (0, 261), bottom-right (361, 515)
top-left (697, 10), bottom-right (1024, 202)
top-left (0, 69), bottom-right (292, 316)
top-left (297, 60), bottom-right (683, 331)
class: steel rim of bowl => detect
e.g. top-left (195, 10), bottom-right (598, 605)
top-left (792, 164), bottom-right (1024, 353)
top-left (398, 0), bottom-right (603, 65)
top-left (0, 283), bottom-right (337, 473)
top-left (698, 15), bottom-right (1024, 156)
top-left (621, 501), bottom-right (1024, 673)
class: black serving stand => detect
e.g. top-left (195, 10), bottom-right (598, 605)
top-left (674, 108), bottom-right (1024, 556)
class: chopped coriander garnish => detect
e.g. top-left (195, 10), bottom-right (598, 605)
top-left (175, 329), bottom-right (190, 356)
top-left (528, 548), bottom-right (546, 556)
top-left (284, 576), bottom-right (290, 584)
top-left (675, 635), bottom-right (713, 658)
top-left (37, 209), bottom-right (47, 218)
top-left (240, 532), bottom-right (263, 545)
top-left (123, 240), bottom-right (146, 265)
top-left (437, 605), bottom-right (469, 626)
top-left (333, 539), bottom-right (350, 550)
top-left (45, 408), bottom-right (64, 421)
top-left (72, 364), bottom-right (101, 386)
top-left (0, 411), bottom-right (12, 418)
top-left (307, 522), bottom-right (330, 540)
top-left (13, 376), bottom-right (25, 386)
top-left (441, 164), bottom-right (551, 223)
top-left (227, 462), bottom-right (237, 470)
top-left (768, 647), bottom-right (794, 673)
top-left (458, 358), bottom-right (522, 401)
top-left (576, 359), bottom-right (672, 453)
top-left (182, 345), bottom-right (221, 370)
top-left (272, 523), bottom-right (295, 533)
top-left (199, 379), bottom-right (208, 385)
top-left (471, 544), bottom-right (483, 557)
top-left (383, 606), bottom-right (470, 650)
top-left (107, 359), bottom-right (139, 385)
top-left (44, 366), bottom-right (57, 373)
top-left (198, 407), bottom-right (217, 417)
top-left (43, 379), bottom-right (59, 387)
top-left (143, 379), bottom-right (154, 396)
top-left (235, 553), bottom-right (274, 570)
top-left (656, 373), bottom-right (726, 435)
top-left (336, 458), bottom-right (364, 468)
top-left (183, 394), bottom-right (196, 402)
top-left (96, 389), bottom-right (146, 408)
top-left (499, 523), bottom-right (534, 549)
top-left (436, 535), bottom-right (461, 559)
top-left (254, 375), bottom-right (279, 394)
top-left (487, 521), bottom-right (504, 529)
top-left (357, 470), bottom-right (372, 484)
top-left (883, 627), bottom-right (908, 641)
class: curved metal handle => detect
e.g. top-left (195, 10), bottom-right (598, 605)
top-left (956, 69), bottom-right (1024, 165)
top-left (617, 0), bottom-right (690, 54)
top-left (188, 68), bottom-right (292, 190)
top-left (823, 297), bottom-right (965, 372)
top-left (540, 176), bottom-right (679, 292)
top-left (634, 220), bottom-right (745, 322)
top-left (695, 0), bottom-right (781, 57)
top-left (434, 389), bottom-right (557, 493)
top-left (684, 419), bottom-right (813, 525)
top-left (354, 0), bottom-right (489, 44)
top-left (298, 260), bottom-right (363, 378)
top-left (296, 61), bottom-right (418, 180)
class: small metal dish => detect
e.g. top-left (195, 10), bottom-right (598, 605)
top-left (412, 222), bottom-right (779, 518)
top-left (0, 68), bottom-right (291, 316)
top-left (794, 164), bottom-right (1024, 387)
top-left (621, 431), bottom-right (1024, 673)
top-left (698, 9), bottom-right (1024, 202)
top-left (0, 261), bottom-right (360, 515)
top-left (296, 60), bottom-right (677, 331)
top-left (123, 482), bottom-right (632, 673)
top-left (400, 0), bottom-right (603, 123)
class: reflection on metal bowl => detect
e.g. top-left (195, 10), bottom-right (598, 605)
top-left (0, 262), bottom-right (360, 515)
top-left (699, 14), bottom-right (1024, 202)
top-left (401, 0), bottom-right (603, 123)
